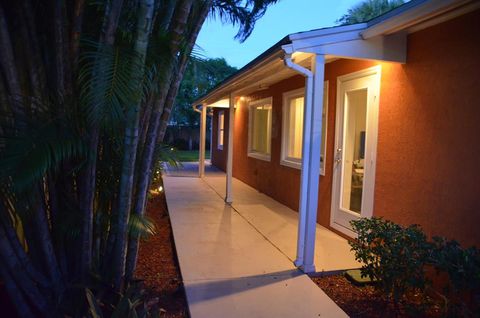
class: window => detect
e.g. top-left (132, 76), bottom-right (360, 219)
top-left (217, 110), bottom-right (225, 150)
top-left (248, 97), bottom-right (272, 161)
top-left (281, 82), bottom-right (329, 174)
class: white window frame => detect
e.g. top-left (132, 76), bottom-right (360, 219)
top-left (281, 88), bottom-right (305, 169)
top-left (217, 110), bottom-right (225, 150)
top-left (247, 97), bottom-right (273, 162)
top-left (280, 82), bottom-right (329, 175)
top-left (330, 66), bottom-right (381, 237)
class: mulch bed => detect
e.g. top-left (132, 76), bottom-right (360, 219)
top-left (312, 274), bottom-right (443, 318)
top-left (134, 193), bottom-right (189, 317)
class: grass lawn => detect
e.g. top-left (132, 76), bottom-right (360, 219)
top-left (174, 150), bottom-right (210, 162)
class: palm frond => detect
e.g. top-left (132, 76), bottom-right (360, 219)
top-left (78, 40), bottom-right (146, 133)
top-left (0, 109), bottom-right (86, 193)
top-left (210, 0), bottom-right (280, 42)
top-left (155, 143), bottom-right (179, 169)
top-left (128, 213), bottom-right (156, 239)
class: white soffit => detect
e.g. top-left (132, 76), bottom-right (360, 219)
top-left (207, 98), bottom-right (230, 108)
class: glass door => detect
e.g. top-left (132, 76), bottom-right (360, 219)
top-left (331, 66), bottom-right (381, 236)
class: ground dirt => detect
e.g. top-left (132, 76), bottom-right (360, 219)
top-left (2, 192), bottom-right (450, 318)
top-left (135, 193), bottom-right (189, 317)
top-left (312, 274), bottom-right (443, 318)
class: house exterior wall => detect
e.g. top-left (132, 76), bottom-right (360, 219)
top-left (232, 75), bottom-right (305, 209)
top-left (213, 9), bottom-right (480, 247)
top-left (211, 109), bottom-right (229, 171)
top-left (374, 8), bottom-right (480, 247)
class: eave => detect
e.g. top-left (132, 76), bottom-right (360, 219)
top-left (192, 0), bottom-right (480, 108)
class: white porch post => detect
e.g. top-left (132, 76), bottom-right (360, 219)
top-left (198, 104), bottom-right (207, 178)
top-left (225, 94), bottom-right (235, 203)
top-left (209, 109), bottom-right (213, 163)
top-left (302, 54), bottom-right (325, 273)
top-left (295, 71), bottom-right (313, 268)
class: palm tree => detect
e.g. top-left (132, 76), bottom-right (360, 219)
top-left (0, 0), bottom-right (279, 316)
top-left (337, 0), bottom-right (405, 25)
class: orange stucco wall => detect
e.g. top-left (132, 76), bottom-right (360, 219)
top-left (374, 9), bottom-right (480, 247)
top-left (213, 9), bottom-right (480, 247)
top-left (232, 75), bottom-right (306, 209)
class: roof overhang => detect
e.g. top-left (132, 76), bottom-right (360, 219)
top-left (192, 0), bottom-right (480, 108)
top-left (362, 0), bottom-right (480, 38)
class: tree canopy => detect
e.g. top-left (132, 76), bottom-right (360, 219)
top-left (336, 0), bottom-right (405, 25)
top-left (170, 57), bottom-right (238, 127)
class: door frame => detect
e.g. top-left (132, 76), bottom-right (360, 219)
top-left (330, 65), bottom-right (381, 237)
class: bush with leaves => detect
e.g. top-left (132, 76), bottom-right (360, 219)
top-left (430, 237), bottom-right (480, 316)
top-left (350, 217), bottom-right (431, 305)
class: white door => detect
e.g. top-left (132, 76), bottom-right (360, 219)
top-left (331, 66), bottom-right (381, 237)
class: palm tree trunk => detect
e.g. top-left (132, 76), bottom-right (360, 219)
top-left (157, 0), bottom-right (177, 30)
top-left (0, 4), bottom-right (25, 124)
top-left (138, 95), bottom-right (154, 155)
top-left (111, 0), bottom-right (155, 289)
top-left (71, 0), bottom-right (86, 70)
top-left (0, 210), bottom-right (49, 288)
top-left (0, 261), bottom-right (35, 318)
top-left (47, 174), bottom-right (70, 278)
top-left (0, 222), bottom-right (51, 316)
top-left (19, 0), bottom-right (48, 109)
top-left (157, 0), bottom-right (213, 141)
top-left (54, 0), bottom-right (66, 100)
top-left (125, 0), bottom-right (212, 279)
top-left (32, 187), bottom-right (64, 297)
top-left (101, 0), bottom-right (125, 46)
top-left (0, 70), bottom-right (8, 111)
top-left (16, 8), bottom-right (42, 104)
top-left (78, 0), bottom-right (125, 281)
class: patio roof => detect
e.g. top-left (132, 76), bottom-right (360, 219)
top-left (192, 0), bottom-right (479, 108)
top-left (190, 0), bottom-right (480, 275)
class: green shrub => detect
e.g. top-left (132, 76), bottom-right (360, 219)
top-left (350, 217), bottom-right (431, 305)
top-left (430, 237), bottom-right (480, 316)
top-left (350, 217), bottom-right (480, 315)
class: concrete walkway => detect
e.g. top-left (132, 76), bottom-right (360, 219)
top-left (164, 172), bottom-right (350, 317)
top-left (165, 162), bottom-right (360, 272)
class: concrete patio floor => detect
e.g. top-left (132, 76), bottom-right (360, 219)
top-left (163, 162), bottom-right (358, 317)
top-left (165, 162), bottom-right (360, 272)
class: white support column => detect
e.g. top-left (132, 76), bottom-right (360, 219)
top-left (225, 94), bottom-right (235, 203)
top-left (283, 51), bottom-right (316, 269)
top-left (295, 73), bottom-right (313, 268)
top-left (302, 54), bottom-right (326, 273)
top-left (209, 109), bottom-right (213, 163)
top-left (199, 104), bottom-right (207, 178)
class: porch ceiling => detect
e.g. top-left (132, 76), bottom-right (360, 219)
top-left (204, 52), bottom-right (336, 106)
